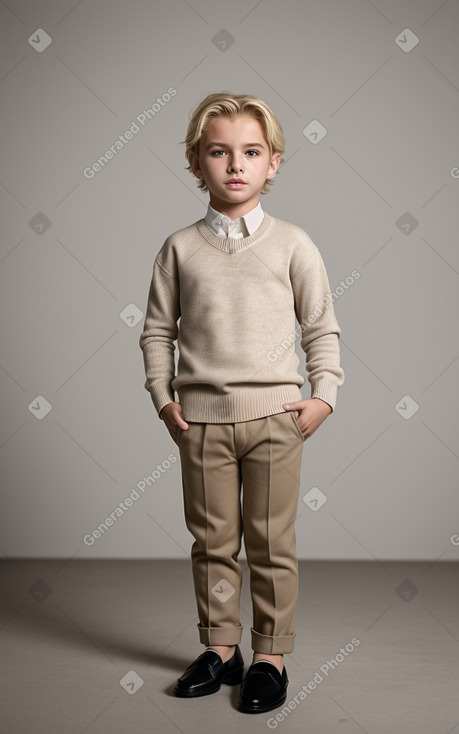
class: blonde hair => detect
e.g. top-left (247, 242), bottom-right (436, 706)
top-left (184, 92), bottom-right (285, 194)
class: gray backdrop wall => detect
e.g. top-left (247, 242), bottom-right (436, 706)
top-left (1, 0), bottom-right (458, 560)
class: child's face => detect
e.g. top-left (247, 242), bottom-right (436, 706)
top-left (191, 115), bottom-right (281, 217)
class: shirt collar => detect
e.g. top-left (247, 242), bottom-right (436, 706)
top-left (204, 202), bottom-right (264, 237)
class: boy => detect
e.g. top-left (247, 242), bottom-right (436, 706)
top-left (139, 92), bottom-right (344, 714)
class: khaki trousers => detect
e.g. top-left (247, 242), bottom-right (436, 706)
top-left (176, 409), bottom-right (305, 655)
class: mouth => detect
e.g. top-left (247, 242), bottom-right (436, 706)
top-left (225, 179), bottom-right (247, 188)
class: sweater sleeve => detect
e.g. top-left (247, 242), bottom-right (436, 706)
top-left (139, 250), bottom-right (180, 418)
top-left (290, 246), bottom-right (345, 412)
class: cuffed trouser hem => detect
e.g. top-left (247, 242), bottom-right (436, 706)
top-left (251, 628), bottom-right (296, 654)
top-left (197, 623), bottom-right (244, 646)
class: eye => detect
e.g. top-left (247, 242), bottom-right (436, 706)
top-left (210, 149), bottom-right (226, 156)
top-left (246, 150), bottom-right (259, 157)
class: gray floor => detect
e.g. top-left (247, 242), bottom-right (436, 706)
top-left (1, 559), bottom-right (458, 734)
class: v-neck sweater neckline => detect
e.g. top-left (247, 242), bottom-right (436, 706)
top-left (195, 212), bottom-right (275, 254)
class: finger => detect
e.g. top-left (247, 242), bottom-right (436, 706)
top-left (174, 411), bottom-right (189, 430)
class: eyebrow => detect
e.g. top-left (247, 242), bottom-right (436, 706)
top-left (205, 142), bottom-right (266, 149)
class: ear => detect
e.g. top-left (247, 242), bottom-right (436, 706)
top-left (190, 153), bottom-right (203, 179)
top-left (266, 151), bottom-right (281, 180)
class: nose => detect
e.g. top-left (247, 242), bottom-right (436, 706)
top-left (227, 154), bottom-right (244, 173)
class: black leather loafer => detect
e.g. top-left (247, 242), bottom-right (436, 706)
top-left (174, 645), bottom-right (244, 697)
top-left (238, 661), bottom-right (288, 713)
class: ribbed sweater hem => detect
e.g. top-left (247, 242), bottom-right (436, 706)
top-left (176, 384), bottom-right (303, 423)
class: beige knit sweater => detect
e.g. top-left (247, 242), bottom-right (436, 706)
top-left (139, 212), bottom-right (344, 423)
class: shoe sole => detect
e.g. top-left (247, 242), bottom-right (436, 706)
top-left (238, 691), bottom-right (288, 714)
top-left (174, 665), bottom-right (244, 697)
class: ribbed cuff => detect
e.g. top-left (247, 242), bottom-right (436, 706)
top-left (146, 383), bottom-right (175, 417)
top-left (310, 378), bottom-right (338, 412)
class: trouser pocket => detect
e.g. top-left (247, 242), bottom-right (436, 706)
top-left (290, 411), bottom-right (306, 442)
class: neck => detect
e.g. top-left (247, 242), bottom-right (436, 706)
top-left (208, 195), bottom-right (260, 220)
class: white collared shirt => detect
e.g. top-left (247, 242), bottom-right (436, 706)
top-left (204, 202), bottom-right (264, 239)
